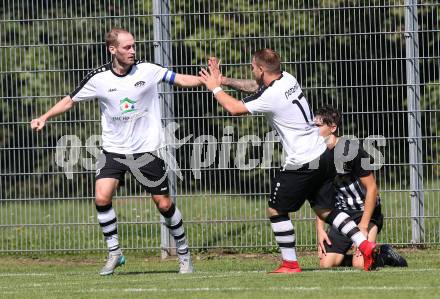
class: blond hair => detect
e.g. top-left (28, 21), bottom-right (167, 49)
top-left (105, 28), bottom-right (131, 48)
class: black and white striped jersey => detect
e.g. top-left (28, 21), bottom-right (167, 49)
top-left (242, 71), bottom-right (326, 166)
top-left (333, 141), bottom-right (380, 212)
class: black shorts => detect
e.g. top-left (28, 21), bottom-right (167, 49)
top-left (324, 205), bottom-right (384, 255)
top-left (95, 150), bottom-right (169, 195)
top-left (268, 148), bottom-right (336, 213)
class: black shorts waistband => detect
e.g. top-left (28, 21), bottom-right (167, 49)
top-left (102, 149), bottom-right (161, 158)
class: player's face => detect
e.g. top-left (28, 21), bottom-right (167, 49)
top-left (251, 58), bottom-right (264, 85)
top-left (111, 32), bottom-right (136, 65)
top-left (314, 116), bottom-right (334, 137)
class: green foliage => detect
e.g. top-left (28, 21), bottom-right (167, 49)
top-left (420, 82), bottom-right (440, 174)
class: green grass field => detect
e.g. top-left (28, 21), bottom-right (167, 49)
top-left (0, 249), bottom-right (438, 299)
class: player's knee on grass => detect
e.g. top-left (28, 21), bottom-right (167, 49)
top-left (319, 253), bottom-right (345, 268)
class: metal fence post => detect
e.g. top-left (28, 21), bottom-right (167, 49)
top-left (405, 0), bottom-right (425, 244)
top-left (153, 0), bottom-right (176, 258)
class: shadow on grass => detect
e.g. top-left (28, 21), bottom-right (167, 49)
top-left (116, 270), bottom-right (178, 275)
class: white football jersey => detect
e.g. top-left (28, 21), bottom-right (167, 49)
top-left (71, 61), bottom-right (174, 154)
top-left (243, 71), bottom-right (326, 166)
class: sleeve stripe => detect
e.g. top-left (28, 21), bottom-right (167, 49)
top-left (169, 72), bottom-right (176, 85)
top-left (70, 63), bottom-right (110, 99)
top-left (162, 70), bottom-right (176, 85)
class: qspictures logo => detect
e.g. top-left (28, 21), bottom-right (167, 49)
top-left (119, 97), bottom-right (137, 114)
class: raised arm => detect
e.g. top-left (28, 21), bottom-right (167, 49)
top-left (221, 77), bottom-right (259, 93)
top-left (208, 57), bottom-right (259, 93)
top-left (173, 73), bottom-right (203, 88)
top-left (358, 173), bottom-right (378, 237)
top-left (199, 68), bottom-right (249, 116)
top-left (30, 95), bottom-right (75, 131)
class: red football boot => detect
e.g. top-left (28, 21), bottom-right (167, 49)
top-left (359, 240), bottom-right (380, 271)
top-left (269, 260), bottom-right (302, 274)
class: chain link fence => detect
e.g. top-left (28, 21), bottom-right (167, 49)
top-left (0, 0), bottom-right (439, 253)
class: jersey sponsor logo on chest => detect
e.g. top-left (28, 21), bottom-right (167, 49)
top-left (119, 97), bottom-right (137, 114)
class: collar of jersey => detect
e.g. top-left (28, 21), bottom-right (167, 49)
top-left (267, 72), bottom-right (283, 87)
top-left (110, 63), bottom-right (134, 77)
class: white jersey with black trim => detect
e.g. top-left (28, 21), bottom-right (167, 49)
top-left (70, 60), bottom-right (176, 154)
top-left (243, 71), bottom-right (326, 166)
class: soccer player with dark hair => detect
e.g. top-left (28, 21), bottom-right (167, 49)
top-left (314, 105), bottom-right (407, 269)
top-left (200, 49), bottom-right (379, 272)
top-left (31, 28), bottom-right (203, 275)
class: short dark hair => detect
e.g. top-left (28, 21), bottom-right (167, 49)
top-left (105, 28), bottom-right (131, 48)
top-left (252, 48), bottom-right (281, 74)
top-left (315, 105), bottom-right (342, 129)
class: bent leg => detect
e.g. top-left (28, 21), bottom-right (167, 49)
top-left (319, 209), bottom-right (378, 271)
top-left (265, 167), bottom-right (312, 273)
top-left (152, 194), bottom-right (187, 255)
top-left (317, 209), bottom-right (367, 248)
top-left (318, 220), bottom-right (354, 269)
top-left (95, 178), bottom-right (119, 206)
top-left (153, 194), bottom-right (193, 273)
top-left (320, 253), bottom-right (345, 268)
top-left (352, 225), bottom-right (379, 269)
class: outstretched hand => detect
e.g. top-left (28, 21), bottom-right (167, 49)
top-left (208, 57), bottom-right (221, 78)
top-left (199, 67), bottom-right (222, 91)
top-left (30, 118), bottom-right (46, 131)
